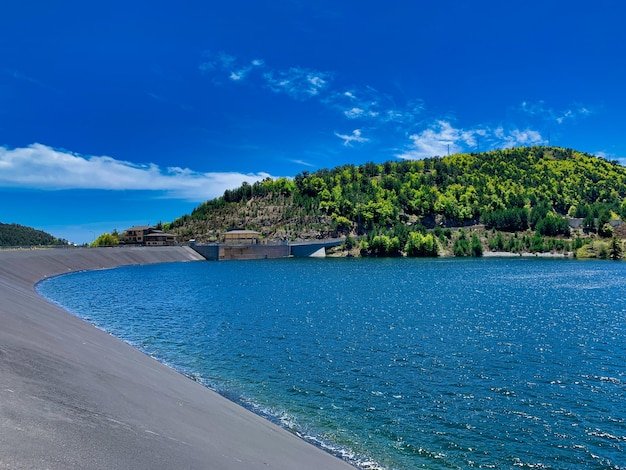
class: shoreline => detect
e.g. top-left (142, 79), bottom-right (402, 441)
top-left (482, 250), bottom-right (573, 258)
top-left (0, 246), bottom-right (354, 469)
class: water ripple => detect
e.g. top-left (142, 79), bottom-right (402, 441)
top-left (38, 257), bottom-right (626, 469)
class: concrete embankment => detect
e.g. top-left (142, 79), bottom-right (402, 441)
top-left (0, 246), bottom-right (354, 470)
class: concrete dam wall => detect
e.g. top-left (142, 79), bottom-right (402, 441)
top-left (190, 239), bottom-right (344, 261)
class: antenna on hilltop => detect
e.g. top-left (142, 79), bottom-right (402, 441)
top-left (447, 144), bottom-right (450, 156)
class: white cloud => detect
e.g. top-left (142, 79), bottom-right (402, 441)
top-left (0, 144), bottom-right (274, 201)
top-left (520, 100), bottom-right (592, 124)
top-left (229, 59), bottom-right (265, 82)
top-left (229, 71), bottom-right (246, 81)
top-left (335, 129), bottom-right (369, 147)
top-left (344, 107), bottom-right (364, 118)
top-left (397, 121), bottom-right (546, 160)
top-left (493, 127), bottom-right (545, 148)
top-left (263, 67), bottom-right (332, 100)
top-left (396, 121), bottom-right (477, 159)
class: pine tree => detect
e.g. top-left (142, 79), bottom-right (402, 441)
top-left (471, 234), bottom-right (483, 257)
top-left (609, 237), bottom-right (623, 260)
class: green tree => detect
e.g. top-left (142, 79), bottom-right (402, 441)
top-left (482, 207), bottom-right (529, 232)
top-left (453, 231), bottom-right (470, 257)
top-left (505, 234), bottom-right (520, 253)
top-left (0, 222), bottom-right (66, 246)
top-left (343, 234), bottom-right (356, 251)
top-left (530, 232), bottom-right (545, 252)
top-left (609, 237), bottom-right (623, 260)
top-left (582, 214), bottom-right (596, 233)
top-left (572, 235), bottom-right (584, 251)
top-left (91, 232), bottom-right (119, 247)
top-left (597, 209), bottom-right (612, 237)
top-left (470, 234), bottom-right (483, 257)
top-left (368, 234), bottom-right (401, 257)
top-left (333, 216), bottom-right (352, 231)
top-left (405, 232), bottom-right (438, 257)
top-left (535, 213), bottom-right (570, 236)
top-left (488, 231), bottom-right (505, 251)
top-left (529, 201), bottom-right (551, 229)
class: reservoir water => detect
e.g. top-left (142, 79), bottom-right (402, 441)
top-left (37, 257), bottom-right (626, 469)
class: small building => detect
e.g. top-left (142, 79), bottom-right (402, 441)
top-left (223, 230), bottom-right (260, 245)
top-left (145, 230), bottom-right (176, 246)
top-left (120, 225), bottom-right (153, 244)
top-left (120, 225), bottom-right (176, 246)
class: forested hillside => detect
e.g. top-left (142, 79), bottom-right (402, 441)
top-left (0, 222), bottom-right (68, 247)
top-left (167, 146), bottom-right (626, 258)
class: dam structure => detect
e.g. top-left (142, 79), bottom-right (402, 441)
top-left (190, 238), bottom-right (344, 261)
top-left (0, 246), bottom-right (356, 469)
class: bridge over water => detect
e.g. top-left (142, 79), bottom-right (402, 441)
top-left (190, 238), bottom-right (345, 261)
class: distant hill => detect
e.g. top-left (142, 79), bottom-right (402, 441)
top-left (165, 146), bottom-right (626, 258)
top-left (168, 146), bottom-right (626, 243)
top-left (0, 222), bottom-right (68, 247)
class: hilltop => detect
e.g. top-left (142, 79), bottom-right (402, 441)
top-left (0, 222), bottom-right (68, 247)
top-left (166, 146), bottom-right (626, 258)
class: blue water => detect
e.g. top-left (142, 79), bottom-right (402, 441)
top-left (37, 257), bottom-right (626, 469)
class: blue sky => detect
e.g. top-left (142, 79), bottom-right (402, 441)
top-left (1, 1), bottom-right (625, 244)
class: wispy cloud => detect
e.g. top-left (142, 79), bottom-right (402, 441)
top-left (323, 87), bottom-right (423, 126)
top-left (198, 52), bottom-right (567, 159)
top-left (199, 52), bottom-right (264, 83)
top-left (335, 129), bottom-right (369, 147)
top-left (198, 51), bottom-right (238, 73)
top-left (290, 158), bottom-right (315, 167)
top-left (519, 100), bottom-right (591, 124)
top-left (199, 52), bottom-right (423, 129)
top-left (200, 52), bottom-right (333, 99)
top-left (230, 60), bottom-right (264, 82)
top-left (0, 144), bottom-right (274, 201)
top-left (325, 87), bottom-right (381, 120)
top-left (263, 67), bottom-right (332, 100)
top-left (396, 121), bottom-right (545, 160)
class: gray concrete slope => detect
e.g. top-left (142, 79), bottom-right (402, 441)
top-left (0, 247), bottom-right (354, 469)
